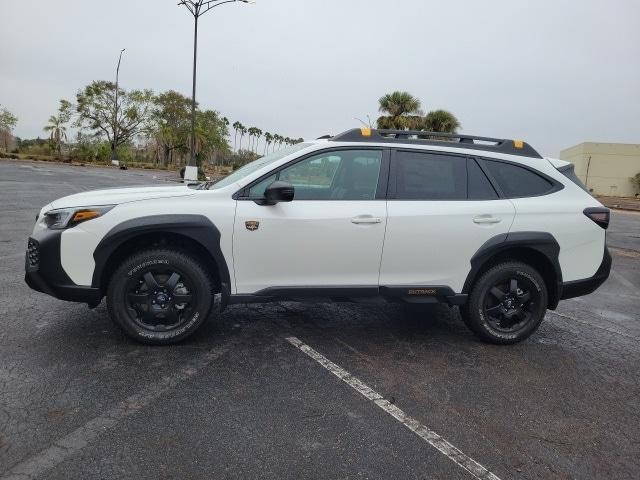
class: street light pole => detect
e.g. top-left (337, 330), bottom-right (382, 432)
top-left (179, 0), bottom-right (254, 181)
top-left (111, 48), bottom-right (125, 166)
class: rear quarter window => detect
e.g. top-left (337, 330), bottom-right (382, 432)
top-left (482, 159), bottom-right (555, 198)
top-left (557, 164), bottom-right (590, 193)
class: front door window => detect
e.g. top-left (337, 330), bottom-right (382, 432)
top-left (250, 150), bottom-right (383, 201)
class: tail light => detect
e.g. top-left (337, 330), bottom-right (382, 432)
top-left (584, 207), bottom-right (610, 229)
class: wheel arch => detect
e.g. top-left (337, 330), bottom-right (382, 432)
top-left (462, 232), bottom-right (562, 309)
top-left (92, 215), bottom-right (231, 304)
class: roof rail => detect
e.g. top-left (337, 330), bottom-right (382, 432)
top-left (329, 128), bottom-right (542, 158)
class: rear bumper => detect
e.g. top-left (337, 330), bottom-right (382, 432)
top-left (559, 247), bottom-right (611, 300)
top-left (24, 230), bottom-right (101, 305)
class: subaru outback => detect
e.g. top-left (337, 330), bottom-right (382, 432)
top-left (25, 128), bottom-right (611, 345)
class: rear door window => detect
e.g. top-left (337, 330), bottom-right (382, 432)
top-left (468, 159), bottom-right (498, 200)
top-left (393, 151), bottom-right (467, 200)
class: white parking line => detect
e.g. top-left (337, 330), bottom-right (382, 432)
top-left (0, 345), bottom-right (230, 480)
top-left (285, 336), bottom-right (502, 480)
top-left (547, 310), bottom-right (640, 341)
top-left (610, 269), bottom-right (637, 291)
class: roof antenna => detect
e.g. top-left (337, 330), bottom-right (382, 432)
top-left (354, 116), bottom-right (373, 128)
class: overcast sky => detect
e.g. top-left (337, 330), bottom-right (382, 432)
top-left (1, 0), bottom-right (639, 157)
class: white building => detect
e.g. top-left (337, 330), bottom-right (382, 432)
top-left (559, 142), bottom-right (640, 197)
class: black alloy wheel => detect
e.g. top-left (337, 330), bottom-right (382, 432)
top-left (125, 267), bottom-right (196, 332)
top-left (107, 249), bottom-right (215, 345)
top-left (462, 262), bottom-right (548, 344)
top-left (482, 277), bottom-right (537, 333)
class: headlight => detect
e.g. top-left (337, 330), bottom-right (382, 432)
top-left (43, 205), bottom-right (115, 229)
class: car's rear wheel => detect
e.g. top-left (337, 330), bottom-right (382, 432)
top-left (106, 249), bottom-right (216, 345)
top-left (462, 262), bottom-right (548, 344)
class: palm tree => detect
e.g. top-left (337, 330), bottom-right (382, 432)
top-left (263, 132), bottom-right (273, 154)
top-left (421, 110), bottom-right (460, 133)
top-left (273, 134), bottom-right (282, 150)
top-left (221, 116), bottom-right (230, 144)
top-left (232, 121), bottom-right (242, 152)
top-left (44, 114), bottom-right (68, 155)
top-left (254, 128), bottom-right (262, 154)
top-left (247, 127), bottom-right (255, 152)
top-left (238, 125), bottom-right (247, 152)
top-left (376, 91), bottom-right (422, 130)
top-left (189, 125), bottom-right (209, 167)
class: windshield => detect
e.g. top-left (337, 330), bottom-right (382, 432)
top-left (209, 143), bottom-right (312, 190)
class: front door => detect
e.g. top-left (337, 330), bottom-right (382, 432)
top-left (233, 148), bottom-right (389, 294)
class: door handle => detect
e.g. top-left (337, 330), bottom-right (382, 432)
top-left (473, 215), bottom-right (501, 224)
top-left (351, 216), bottom-right (382, 224)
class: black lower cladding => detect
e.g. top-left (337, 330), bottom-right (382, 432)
top-left (92, 214), bottom-right (231, 299)
top-left (24, 229), bottom-right (101, 304)
top-left (229, 285), bottom-right (467, 306)
top-left (26, 215), bottom-right (231, 306)
top-left (560, 246), bottom-right (611, 300)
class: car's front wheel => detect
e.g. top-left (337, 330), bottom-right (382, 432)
top-left (462, 262), bottom-right (548, 344)
top-left (106, 249), bottom-right (216, 345)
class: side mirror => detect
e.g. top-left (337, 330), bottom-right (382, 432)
top-left (263, 181), bottom-right (294, 205)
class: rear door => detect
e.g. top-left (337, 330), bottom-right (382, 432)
top-left (379, 149), bottom-right (515, 294)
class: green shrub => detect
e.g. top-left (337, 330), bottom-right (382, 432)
top-left (71, 141), bottom-right (97, 161)
top-left (632, 172), bottom-right (640, 194)
top-left (95, 142), bottom-right (111, 162)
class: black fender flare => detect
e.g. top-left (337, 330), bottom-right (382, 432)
top-left (462, 231), bottom-right (562, 308)
top-left (92, 214), bottom-right (231, 301)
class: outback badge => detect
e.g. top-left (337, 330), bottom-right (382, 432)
top-left (245, 220), bottom-right (260, 231)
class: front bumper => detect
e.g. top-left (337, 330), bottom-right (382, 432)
top-left (559, 246), bottom-right (612, 300)
top-left (24, 229), bottom-right (101, 305)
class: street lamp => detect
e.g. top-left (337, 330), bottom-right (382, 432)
top-left (111, 48), bottom-right (125, 166)
top-left (179, 0), bottom-right (254, 182)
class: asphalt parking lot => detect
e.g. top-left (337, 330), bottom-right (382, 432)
top-left (1, 159), bottom-right (639, 480)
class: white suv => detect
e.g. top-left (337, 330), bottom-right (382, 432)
top-left (25, 128), bottom-right (611, 345)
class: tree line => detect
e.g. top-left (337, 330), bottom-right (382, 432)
top-left (1, 89), bottom-right (462, 170)
top-left (55, 81), bottom-right (303, 167)
top-left (0, 105), bottom-right (18, 153)
top-left (1, 82), bottom-right (303, 169)
top-left (230, 122), bottom-right (303, 156)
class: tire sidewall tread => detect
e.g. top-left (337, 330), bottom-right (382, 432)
top-left (106, 248), bottom-right (216, 345)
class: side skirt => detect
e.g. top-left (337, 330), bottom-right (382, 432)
top-left (227, 285), bottom-right (467, 307)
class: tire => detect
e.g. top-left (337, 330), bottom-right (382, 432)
top-left (106, 249), bottom-right (216, 345)
top-left (462, 262), bottom-right (548, 344)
